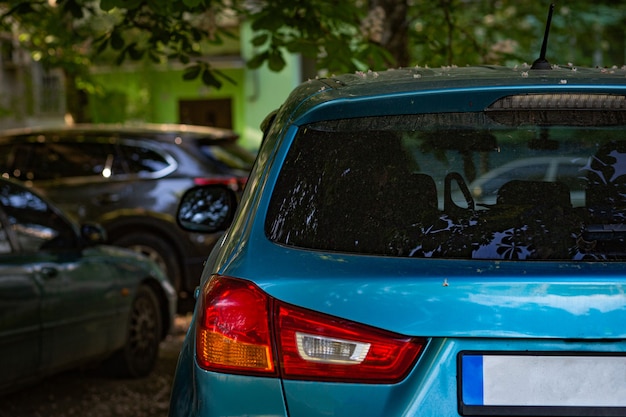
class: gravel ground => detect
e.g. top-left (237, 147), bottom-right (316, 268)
top-left (0, 315), bottom-right (191, 417)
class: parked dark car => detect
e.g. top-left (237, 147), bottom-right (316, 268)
top-left (0, 176), bottom-right (176, 394)
top-left (169, 62), bottom-right (626, 416)
top-left (465, 156), bottom-right (588, 207)
top-left (0, 123), bottom-right (255, 307)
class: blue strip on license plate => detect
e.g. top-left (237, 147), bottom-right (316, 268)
top-left (460, 353), bottom-right (626, 416)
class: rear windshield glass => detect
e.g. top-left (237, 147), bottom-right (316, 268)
top-left (266, 110), bottom-right (626, 261)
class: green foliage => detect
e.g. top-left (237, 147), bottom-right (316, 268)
top-left (0, 0), bottom-right (623, 94)
top-left (407, 0), bottom-right (625, 68)
top-left (245, 1), bottom-right (392, 74)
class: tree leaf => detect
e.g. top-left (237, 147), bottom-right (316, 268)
top-left (201, 69), bottom-right (222, 89)
top-left (183, 64), bottom-right (201, 80)
top-left (99, 0), bottom-right (116, 12)
top-left (251, 13), bottom-right (283, 33)
top-left (95, 38), bottom-right (109, 54)
top-left (247, 51), bottom-right (269, 69)
top-left (182, 0), bottom-right (205, 7)
top-left (268, 49), bottom-right (286, 72)
top-left (251, 33), bottom-right (269, 47)
top-left (190, 27), bottom-right (203, 42)
top-left (213, 69), bottom-right (237, 86)
top-left (115, 49), bottom-right (127, 66)
top-left (127, 43), bottom-right (144, 60)
top-left (148, 51), bottom-right (161, 64)
top-left (61, 0), bottom-right (84, 19)
top-left (108, 0), bottom-right (143, 10)
top-left (110, 30), bottom-right (125, 50)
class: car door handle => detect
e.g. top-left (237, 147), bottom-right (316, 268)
top-left (95, 193), bottom-right (121, 205)
top-left (38, 266), bottom-right (59, 279)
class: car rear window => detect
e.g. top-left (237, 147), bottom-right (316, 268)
top-left (266, 108), bottom-right (626, 261)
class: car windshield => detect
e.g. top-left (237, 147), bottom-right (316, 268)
top-left (266, 107), bottom-right (626, 261)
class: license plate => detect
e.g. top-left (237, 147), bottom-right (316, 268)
top-left (458, 352), bottom-right (626, 416)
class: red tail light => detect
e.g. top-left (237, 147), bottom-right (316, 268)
top-left (193, 177), bottom-right (241, 191)
top-left (276, 302), bottom-right (426, 383)
top-left (196, 277), bottom-right (276, 376)
top-left (196, 276), bottom-right (426, 383)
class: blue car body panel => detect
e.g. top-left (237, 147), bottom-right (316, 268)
top-left (220, 244), bottom-right (626, 339)
top-left (282, 338), bottom-right (626, 417)
top-left (169, 66), bottom-right (626, 416)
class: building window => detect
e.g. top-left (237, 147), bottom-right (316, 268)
top-left (40, 71), bottom-right (64, 115)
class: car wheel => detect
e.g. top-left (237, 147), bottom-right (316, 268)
top-left (106, 284), bottom-right (162, 377)
top-left (114, 232), bottom-right (182, 293)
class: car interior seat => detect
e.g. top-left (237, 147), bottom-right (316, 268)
top-left (497, 179), bottom-right (572, 209)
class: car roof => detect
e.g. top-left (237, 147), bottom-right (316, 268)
top-left (280, 65), bottom-right (626, 125)
top-left (0, 122), bottom-right (239, 142)
top-left (322, 65), bottom-right (626, 95)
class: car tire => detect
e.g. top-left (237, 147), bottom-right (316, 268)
top-left (113, 232), bottom-right (182, 293)
top-left (106, 284), bottom-right (162, 378)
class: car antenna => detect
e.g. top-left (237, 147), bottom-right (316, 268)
top-left (531, 3), bottom-right (555, 70)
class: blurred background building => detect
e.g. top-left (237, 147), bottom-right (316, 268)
top-left (0, 22), bottom-right (305, 150)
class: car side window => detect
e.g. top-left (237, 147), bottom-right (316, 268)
top-left (0, 220), bottom-right (12, 254)
top-left (0, 143), bottom-right (31, 181)
top-left (23, 141), bottom-right (119, 180)
top-left (119, 143), bottom-right (171, 175)
top-left (0, 144), bottom-right (15, 177)
top-left (0, 182), bottom-right (77, 252)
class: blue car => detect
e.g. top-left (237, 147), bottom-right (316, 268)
top-left (168, 63), bottom-right (626, 417)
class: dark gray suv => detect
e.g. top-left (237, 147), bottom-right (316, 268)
top-left (0, 123), bottom-right (255, 308)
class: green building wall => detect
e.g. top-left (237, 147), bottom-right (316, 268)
top-left (88, 25), bottom-right (302, 151)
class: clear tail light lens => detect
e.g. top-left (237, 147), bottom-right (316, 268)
top-left (196, 275), bottom-right (426, 383)
top-left (295, 332), bottom-right (371, 364)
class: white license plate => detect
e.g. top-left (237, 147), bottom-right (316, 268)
top-left (459, 352), bottom-right (626, 416)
